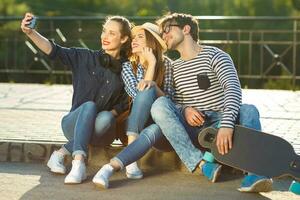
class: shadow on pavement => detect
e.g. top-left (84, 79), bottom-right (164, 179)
top-left (0, 162), bottom-right (283, 200)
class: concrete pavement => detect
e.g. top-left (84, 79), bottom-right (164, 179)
top-left (0, 83), bottom-right (299, 152)
top-left (0, 162), bottom-right (299, 200)
top-left (0, 83), bottom-right (300, 199)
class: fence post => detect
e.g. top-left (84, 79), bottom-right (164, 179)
top-left (292, 20), bottom-right (298, 90)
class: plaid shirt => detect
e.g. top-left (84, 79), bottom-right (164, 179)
top-left (121, 57), bottom-right (174, 100)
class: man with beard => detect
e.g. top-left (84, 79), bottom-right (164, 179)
top-left (150, 13), bottom-right (273, 192)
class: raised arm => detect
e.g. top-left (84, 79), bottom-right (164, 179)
top-left (21, 13), bottom-right (52, 55)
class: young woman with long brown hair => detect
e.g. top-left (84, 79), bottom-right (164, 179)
top-left (21, 13), bottom-right (132, 184)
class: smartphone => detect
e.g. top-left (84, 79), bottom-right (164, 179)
top-left (27, 16), bottom-right (37, 29)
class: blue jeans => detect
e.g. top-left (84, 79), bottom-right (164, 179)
top-left (151, 96), bottom-right (261, 172)
top-left (127, 87), bottom-right (157, 136)
top-left (112, 123), bottom-right (163, 169)
top-left (111, 87), bottom-right (169, 168)
top-left (62, 101), bottom-right (116, 157)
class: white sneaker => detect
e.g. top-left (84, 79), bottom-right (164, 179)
top-left (64, 160), bottom-right (87, 184)
top-left (126, 162), bottom-right (143, 179)
top-left (93, 164), bottom-right (114, 189)
top-left (47, 151), bottom-right (66, 174)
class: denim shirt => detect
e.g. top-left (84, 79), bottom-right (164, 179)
top-left (48, 40), bottom-right (129, 114)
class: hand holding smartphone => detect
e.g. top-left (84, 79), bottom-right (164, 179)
top-left (26, 16), bottom-right (37, 29)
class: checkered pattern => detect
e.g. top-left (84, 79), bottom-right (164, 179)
top-left (121, 61), bottom-right (144, 100)
top-left (121, 57), bottom-right (174, 100)
top-left (162, 57), bottom-right (174, 99)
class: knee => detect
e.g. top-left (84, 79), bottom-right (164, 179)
top-left (134, 87), bottom-right (156, 104)
top-left (61, 117), bottom-right (72, 140)
top-left (151, 96), bottom-right (170, 120)
top-left (81, 101), bottom-right (97, 115)
top-left (239, 104), bottom-right (261, 130)
top-left (240, 104), bottom-right (260, 119)
top-left (95, 111), bottom-right (115, 134)
top-left (140, 124), bottom-right (162, 145)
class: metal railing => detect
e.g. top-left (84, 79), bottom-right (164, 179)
top-left (0, 16), bottom-right (299, 88)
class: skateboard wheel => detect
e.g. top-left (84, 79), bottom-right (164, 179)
top-left (198, 127), bottom-right (217, 148)
top-left (203, 152), bottom-right (215, 163)
top-left (289, 181), bottom-right (300, 195)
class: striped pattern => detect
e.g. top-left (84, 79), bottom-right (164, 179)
top-left (172, 45), bottom-right (242, 128)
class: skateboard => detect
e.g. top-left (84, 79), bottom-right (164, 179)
top-left (198, 125), bottom-right (300, 182)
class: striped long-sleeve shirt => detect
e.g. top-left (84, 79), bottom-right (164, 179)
top-left (170, 45), bottom-right (242, 128)
top-left (121, 57), bottom-right (174, 100)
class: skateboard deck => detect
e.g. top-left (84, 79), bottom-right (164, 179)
top-left (198, 125), bottom-right (300, 181)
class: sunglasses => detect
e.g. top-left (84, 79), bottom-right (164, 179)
top-left (161, 24), bottom-right (181, 35)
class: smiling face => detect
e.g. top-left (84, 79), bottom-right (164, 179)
top-left (131, 29), bottom-right (147, 54)
top-left (101, 20), bottom-right (125, 53)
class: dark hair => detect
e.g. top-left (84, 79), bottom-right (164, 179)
top-left (157, 13), bottom-right (199, 42)
top-left (105, 16), bottom-right (132, 59)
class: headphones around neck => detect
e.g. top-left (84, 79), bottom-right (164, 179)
top-left (99, 52), bottom-right (122, 74)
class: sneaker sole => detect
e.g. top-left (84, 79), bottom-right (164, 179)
top-left (126, 172), bottom-right (143, 179)
top-left (64, 175), bottom-right (87, 185)
top-left (211, 165), bottom-right (222, 183)
top-left (49, 169), bottom-right (66, 175)
top-left (238, 179), bottom-right (273, 193)
top-left (47, 161), bottom-right (66, 175)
